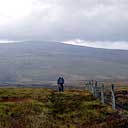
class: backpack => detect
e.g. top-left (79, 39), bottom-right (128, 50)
top-left (58, 77), bottom-right (64, 84)
top-left (59, 78), bottom-right (63, 84)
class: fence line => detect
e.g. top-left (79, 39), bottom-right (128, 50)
top-left (85, 80), bottom-right (128, 110)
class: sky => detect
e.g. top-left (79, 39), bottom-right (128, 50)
top-left (0, 0), bottom-right (128, 49)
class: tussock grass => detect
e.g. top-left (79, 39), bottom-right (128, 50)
top-left (0, 88), bottom-right (127, 128)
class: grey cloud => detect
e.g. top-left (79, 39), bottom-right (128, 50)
top-left (0, 0), bottom-right (128, 41)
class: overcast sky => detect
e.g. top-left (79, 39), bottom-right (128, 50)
top-left (0, 0), bottom-right (128, 49)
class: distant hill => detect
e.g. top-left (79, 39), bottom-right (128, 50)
top-left (0, 41), bottom-right (128, 85)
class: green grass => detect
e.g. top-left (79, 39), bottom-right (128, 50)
top-left (0, 88), bottom-right (127, 128)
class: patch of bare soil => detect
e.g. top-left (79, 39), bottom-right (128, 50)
top-left (0, 97), bottom-right (32, 103)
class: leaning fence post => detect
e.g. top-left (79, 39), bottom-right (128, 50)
top-left (101, 84), bottom-right (105, 104)
top-left (111, 84), bottom-right (116, 110)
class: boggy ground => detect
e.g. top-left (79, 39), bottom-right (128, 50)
top-left (0, 88), bottom-right (128, 128)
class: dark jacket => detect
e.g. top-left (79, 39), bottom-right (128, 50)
top-left (57, 77), bottom-right (64, 84)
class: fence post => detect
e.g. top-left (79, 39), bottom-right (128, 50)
top-left (85, 82), bottom-right (87, 90)
top-left (94, 81), bottom-right (98, 97)
top-left (85, 82), bottom-right (88, 90)
top-left (101, 84), bottom-right (105, 104)
top-left (111, 84), bottom-right (116, 110)
top-left (87, 82), bottom-right (90, 91)
top-left (88, 82), bottom-right (90, 91)
top-left (91, 81), bottom-right (95, 95)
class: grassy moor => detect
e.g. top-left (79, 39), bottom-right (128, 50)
top-left (0, 88), bottom-right (128, 128)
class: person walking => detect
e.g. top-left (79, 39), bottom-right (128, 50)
top-left (57, 77), bottom-right (64, 92)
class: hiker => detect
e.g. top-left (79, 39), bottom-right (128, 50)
top-left (57, 77), bottom-right (64, 92)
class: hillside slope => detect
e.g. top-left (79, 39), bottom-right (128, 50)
top-left (0, 41), bottom-right (128, 85)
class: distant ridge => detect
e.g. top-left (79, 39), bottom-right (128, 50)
top-left (0, 41), bottom-right (128, 85)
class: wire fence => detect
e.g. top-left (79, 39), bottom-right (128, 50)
top-left (85, 80), bottom-right (128, 110)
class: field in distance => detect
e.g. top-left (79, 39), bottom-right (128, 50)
top-left (0, 88), bottom-right (128, 128)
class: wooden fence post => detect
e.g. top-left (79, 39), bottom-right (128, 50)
top-left (94, 81), bottom-right (98, 97)
top-left (91, 83), bottom-right (95, 95)
top-left (85, 82), bottom-right (89, 91)
top-left (88, 82), bottom-right (91, 91)
top-left (101, 84), bottom-right (105, 104)
top-left (111, 84), bottom-right (116, 110)
top-left (85, 82), bottom-right (87, 90)
top-left (88, 81), bottom-right (91, 91)
top-left (92, 85), bottom-right (95, 96)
